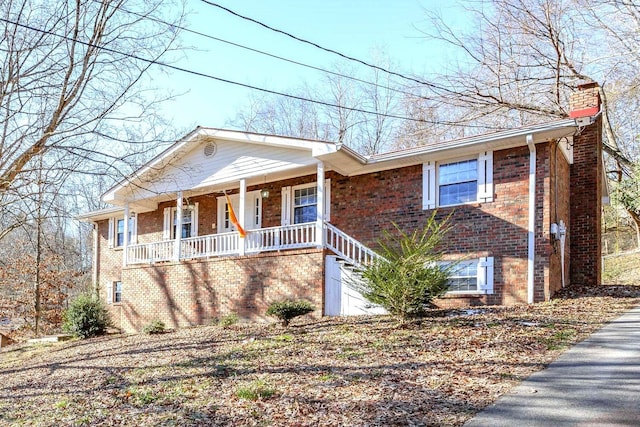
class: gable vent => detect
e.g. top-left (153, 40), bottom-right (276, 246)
top-left (204, 142), bottom-right (217, 157)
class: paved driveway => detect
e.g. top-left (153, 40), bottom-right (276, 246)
top-left (464, 306), bottom-right (640, 426)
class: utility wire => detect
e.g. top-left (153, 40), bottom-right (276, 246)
top-left (103, 1), bottom-right (425, 100)
top-left (200, 0), bottom-right (442, 90)
top-left (0, 16), bottom-right (443, 125)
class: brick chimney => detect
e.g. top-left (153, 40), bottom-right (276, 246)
top-left (569, 81), bottom-right (601, 118)
top-left (569, 80), bottom-right (602, 288)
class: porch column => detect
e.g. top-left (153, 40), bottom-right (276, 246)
top-left (239, 179), bottom-right (246, 256)
top-left (92, 222), bottom-right (99, 291)
top-left (316, 161), bottom-right (325, 247)
top-left (174, 191), bottom-right (183, 261)
top-left (122, 203), bottom-right (130, 267)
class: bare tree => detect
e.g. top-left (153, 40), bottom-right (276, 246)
top-left (0, 0), bottom-right (185, 239)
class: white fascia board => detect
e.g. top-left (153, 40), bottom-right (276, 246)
top-left (76, 206), bottom-right (124, 222)
top-left (326, 120), bottom-right (578, 176)
top-left (103, 127), bottom-right (337, 204)
top-left (198, 127), bottom-right (335, 152)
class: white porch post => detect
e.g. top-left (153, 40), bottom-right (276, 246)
top-left (92, 222), bottom-right (99, 291)
top-left (122, 203), bottom-right (130, 267)
top-left (174, 191), bottom-right (183, 261)
top-left (239, 179), bottom-right (246, 256)
top-left (316, 161), bottom-right (325, 247)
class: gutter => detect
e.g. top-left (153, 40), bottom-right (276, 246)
top-left (526, 134), bottom-right (536, 304)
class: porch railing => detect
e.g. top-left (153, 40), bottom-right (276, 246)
top-left (128, 240), bottom-right (174, 264)
top-left (324, 222), bottom-right (380, 266)
top-left (126, 222), bottom-right (379, 267)
top-left (126, 222), bottom-right (320, 265)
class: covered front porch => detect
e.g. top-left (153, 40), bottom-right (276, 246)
top-left (125, 221), bottom-right (377, 268)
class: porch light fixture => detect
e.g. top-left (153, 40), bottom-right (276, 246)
top-left (260, 189), bottom-right (270, 199)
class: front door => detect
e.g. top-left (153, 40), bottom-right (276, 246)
top-left (217, 191), bottom-right (262, 234)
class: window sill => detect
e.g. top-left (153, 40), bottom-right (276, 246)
top-left (443, 291), bottom-right (491, 298)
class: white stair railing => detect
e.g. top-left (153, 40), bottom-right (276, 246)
top-left (324, 222), bottom-right (380, 267)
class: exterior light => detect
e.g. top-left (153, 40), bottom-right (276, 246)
top-left (261, 189), bottom-right (270, 199)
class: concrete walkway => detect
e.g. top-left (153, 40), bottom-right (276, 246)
top-left (465, 306), bottom-right (640, 427)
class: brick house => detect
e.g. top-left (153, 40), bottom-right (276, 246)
top-left (79, 83), bottom-right (606, 332)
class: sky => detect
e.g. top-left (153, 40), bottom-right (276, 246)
top-left (154, 0), bottom-right (468, 133)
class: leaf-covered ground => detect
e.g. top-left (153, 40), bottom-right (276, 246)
top-left (1, 284), bottom-right (639, 427)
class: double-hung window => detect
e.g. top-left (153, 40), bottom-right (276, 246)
top-left (108, 215), bottom-right (137, 248)
top-left (280, 180), bottom-right (331, 226)
top-left (293, 186), bottom-right (317, 224)
top-left (163, 204), bottom-right (199, 239)
top-left (442, 257), bottom-right (494, 294)
top-left (423, 151), bottom-right (493, 209)
top-left (439, 159), bottom-right (478, 206)
top-left (107, 281), bottom-right (122, 304)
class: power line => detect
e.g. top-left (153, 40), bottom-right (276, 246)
top-left (104, 2), bottom-right (425, 100)
top-left (199, 0), bottom-right (441, 90)
top-left (0, 16), bottom-right (442, 126)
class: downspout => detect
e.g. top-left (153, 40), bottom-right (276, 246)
top-left (92, 222), bottom-right (99, 294)
top-left (526, 134), bottom-right (536, 304)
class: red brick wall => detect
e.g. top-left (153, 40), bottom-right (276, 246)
top-left (546, 142), bottom-right (572, 299)
top-left (118, 249), bottom-right (324, 332)
top-left (569, 85), bottom-right (602, 287)
top-left (95, 219), bottom-right (124, 329)
top-left (329, 147), bottom-right (534, 306)
top-left (94, 118), bottom-right (600, 324)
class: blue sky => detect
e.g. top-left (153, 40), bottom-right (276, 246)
top-left (155, 1), bottom-right (467, 132)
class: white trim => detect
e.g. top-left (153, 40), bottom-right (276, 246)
top-left (163, 208), bottom-right (171, 240)
top-left (478, 151), bottom-right (494, 202)
top-left (316, 162), bottom-right (325, 246)
top-left (443, 257), bottom-right (494, 295)
top-left (324, 178), bottom-right (331, 222)
top-left (424, 152), bottom-right (493, 209)
top-left (477, 257), bottom-right (494, 293)
top-left (123, 205), bottom-right (130, 266)
top-left (92, 223), bottom-right (99, 289)
top-left (174, 192), bottom-right (183, 261)
top-left (281, 186), bottom-right (291, 226)
top-left (526, 134), bottom-right (536, 304)
top-left (106, 281), bottom-right (113, 304)
top-left (217, 191), bottom-right (262, 233)
top-left (108, 218), bottom-right (114, 248)
top-left (422, 162), bottom-right (436, 210)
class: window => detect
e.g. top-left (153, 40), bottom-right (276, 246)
top-left (280, 180), bottom-right (330, 226)
top-left (173, 207), bottom-right (193, 239)
top-left (116, 218), bottom-right (135, 247)
top-left (163, 204), bottom-right (198, 239)
top-left (439, 159), bottom-right (478, 206)
top-left (293, 185), bottom-right (317, 224)
top-left (108, 215), bottom-right (137, 248)
top-left (441, 257), bottom-right (494, 294)
top-left (107, 281), bottom-right (122, 304)
top-left (423, 151), bottom-right (493, 209)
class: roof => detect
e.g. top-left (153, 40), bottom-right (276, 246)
top-left (95, 118), bottom-right (588, 213)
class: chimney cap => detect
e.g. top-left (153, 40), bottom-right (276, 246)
top-left (577, 81), bottom-right (599, 91)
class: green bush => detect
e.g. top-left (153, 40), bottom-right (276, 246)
top-left (142, 320), bottom-right (166, 334)
top-left (217, 313), bottom-right (239, 327)
top-left (62, 293), bottom-right (112, 338)
top-left (266, 300), bottom-right (315, 327)
top-left (350, 212), bottom-right (454, 321)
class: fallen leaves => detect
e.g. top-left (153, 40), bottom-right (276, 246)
top-left (0, 284), bottom-right (638, 426)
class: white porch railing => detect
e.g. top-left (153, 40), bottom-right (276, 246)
top-left (324, 222), bottom-right (380, 266)
top-left (128, 240), bottom-right (174, 264)
top-left (126, 222), bottom-right (378, 267)
top-left (126, 222), bottom-right (321, 265)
